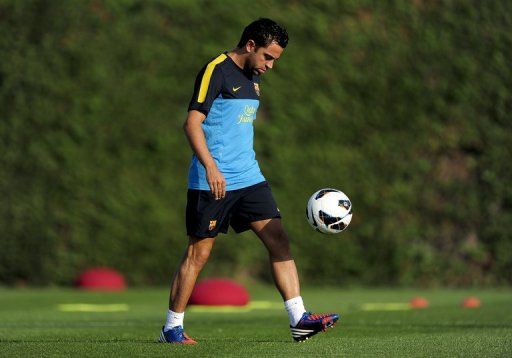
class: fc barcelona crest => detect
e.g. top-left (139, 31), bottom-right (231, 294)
top-left (254, 83), bottom-right (260, 96)
top-left (208, 220), bottom-right (217, 231)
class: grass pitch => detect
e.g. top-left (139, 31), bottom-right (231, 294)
top-left (0, 286), bottom-right (511, 357)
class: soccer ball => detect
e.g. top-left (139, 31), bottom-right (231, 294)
top-left (306, 188), bottom-right (353, 234)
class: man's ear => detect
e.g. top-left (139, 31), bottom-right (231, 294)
top-left (245, 39), bottom-right (256, 53)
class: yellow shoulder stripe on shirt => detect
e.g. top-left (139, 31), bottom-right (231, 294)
top-left (197, 53), bottom-right (227, 103)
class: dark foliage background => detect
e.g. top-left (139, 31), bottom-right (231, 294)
top-left (1, 0), bottom-right (511, 286)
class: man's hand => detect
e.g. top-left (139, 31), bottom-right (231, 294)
top-left (206, 164), bottom-right (226, 200)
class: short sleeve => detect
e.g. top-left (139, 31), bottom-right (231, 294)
top-left (188, 64), bottom-right (224, 116)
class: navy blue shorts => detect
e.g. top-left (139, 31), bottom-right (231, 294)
top-left (186, 181), bottom-right (281, 238)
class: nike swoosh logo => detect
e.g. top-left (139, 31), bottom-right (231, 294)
top-left (233, 86), bottom-right (241, 92)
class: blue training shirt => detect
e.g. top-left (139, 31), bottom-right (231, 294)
top-left (187, 53), bottom-right (266, 191)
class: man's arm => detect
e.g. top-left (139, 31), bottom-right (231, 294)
top-left (183, 110), bottom-right (226, 200)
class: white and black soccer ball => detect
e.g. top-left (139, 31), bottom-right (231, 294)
top-left (306, 188), bottom-right (353, 234)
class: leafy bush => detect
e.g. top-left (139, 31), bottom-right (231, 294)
top-left (1, 0), bottom-right (510, 285)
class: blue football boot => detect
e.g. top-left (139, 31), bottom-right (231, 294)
top-left (290, 312), bottom-right (340, 342)
top-left (158, 325), bottom-right (197, 344)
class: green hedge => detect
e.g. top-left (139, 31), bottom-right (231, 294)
top-left (1, 0), bottom-right (511, 286)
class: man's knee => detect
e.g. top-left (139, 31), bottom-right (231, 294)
top-left (266, 229), bottom-right (292, 261)
top-left (187, 237), bottom-right (214, 268)
top-left (192, 247), bottom-right (211, 267)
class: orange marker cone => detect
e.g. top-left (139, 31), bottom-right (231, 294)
top-left (409, 296), bottom-right (429, 309)
top-left (462, 296), bottom-right (481, 308)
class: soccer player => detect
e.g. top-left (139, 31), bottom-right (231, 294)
top-left (159, 18), bottom-right (339, 344)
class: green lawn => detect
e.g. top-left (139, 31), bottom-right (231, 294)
top-left (0, 286), bottom-right (511, 357)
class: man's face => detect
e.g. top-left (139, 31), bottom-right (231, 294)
top-left (246, 41), bottom-right (284, 75)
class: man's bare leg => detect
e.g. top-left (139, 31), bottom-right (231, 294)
top-left (169, 235), bottom-right (216, 312)
top-left (250, 218), bottom-right (339, 341)
top-left (160, 236), bottom-right (215, 343)
top-left (250, 218), bottom-right (300, 300)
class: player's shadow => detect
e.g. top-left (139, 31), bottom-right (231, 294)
top-left (246, 338), bottom-right (292, 343)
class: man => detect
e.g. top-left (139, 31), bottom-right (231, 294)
top-left (159, 18), bottom-right (339, 344)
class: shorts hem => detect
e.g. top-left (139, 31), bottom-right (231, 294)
top-left (186, 229), bottom-right (228, 239)
top-left (232, 213), bottom-right (282, 233)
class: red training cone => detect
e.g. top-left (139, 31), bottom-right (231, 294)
top-left (462, 296), bottom-right (481, 308)
top-left (409, 296), bottom-right (429, 309)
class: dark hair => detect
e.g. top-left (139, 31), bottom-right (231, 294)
top-left (237, 18), bottom-right (288, 49)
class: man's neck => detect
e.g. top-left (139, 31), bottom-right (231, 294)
top-left (227, 48), bottom-right (247, 70)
